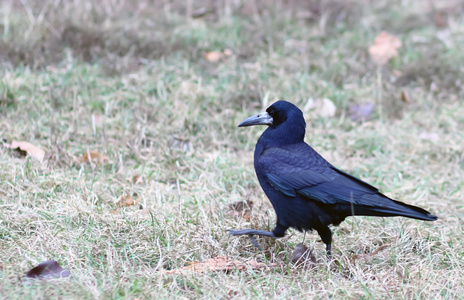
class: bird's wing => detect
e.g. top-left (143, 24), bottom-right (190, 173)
top-left (260, 145), bottom-right (380, 205)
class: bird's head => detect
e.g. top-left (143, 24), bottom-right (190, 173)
top-left (238, 100), bottom-right (306, 145)
top-left (238, 100), bottom-right (305, 129)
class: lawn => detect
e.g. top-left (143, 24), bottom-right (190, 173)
top-left (1, 0), bottom-right (463, 298)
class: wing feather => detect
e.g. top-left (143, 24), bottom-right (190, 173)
top-left (259, 144), bottom-right (381, 205)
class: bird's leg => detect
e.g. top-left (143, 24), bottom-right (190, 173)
top-left (248, 235), bottom-right (263, 251)
top-left (326, 243), bottom-right (332, 258)
top-left (316, 227), bottom-right (333, 259)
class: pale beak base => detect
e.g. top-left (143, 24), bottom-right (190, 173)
top-left (238, 111), bottom-right (273, 127)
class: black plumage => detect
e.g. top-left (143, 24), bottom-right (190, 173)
top-left (228, 100), bottom-right (437, 256)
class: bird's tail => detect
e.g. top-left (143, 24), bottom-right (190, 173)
top-left (349, 198), bottom-right (438, 221)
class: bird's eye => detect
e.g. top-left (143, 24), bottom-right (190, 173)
top-left (267, 108), bottom-right (275, 116)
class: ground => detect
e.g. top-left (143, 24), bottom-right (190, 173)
top-left (1, 0), bottom-right (463, 298)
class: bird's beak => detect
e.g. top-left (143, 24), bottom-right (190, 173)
top-left (238, 111), bottom-right (273, 127)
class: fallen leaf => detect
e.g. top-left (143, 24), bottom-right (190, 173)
top-left (434, 12), bottom-right (446, 28)
top-left (319, 98), bottom-right (336, 117)
top-left (291, 243), bottom-right (316, 267)
top-left (400, 90), bottom-right (411, 103)
top-left (115, 195), bottom-right (141, 208)
top-left (204, 49), bottom-right (232, 62)
top-left (164, 256), bottom-right (279, 274)
top-left (132, 174), bottom-right (143, 184)
top-left (25, 260), bottom-right (70, 280)
top-left (79, 150), bottom-right (108, 163)
top-left (349, 103), bottom-right (374, 122)
top-left (304, 98), bottom-right (337, 117)
top-left (368, 31), bottom-right (402, 65)
top-left (227, 290), bottom-right (239, 298)
top-left (204, 51), bottom-right (223, 62)
top-left (245, 259), bottom-right (279, 270)
top-left (4, 141), bottom-right (45, 162)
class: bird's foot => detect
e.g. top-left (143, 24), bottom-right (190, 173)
top-left (248, 235), bottom-right (263, 251)
top-left (227, 229), bottom-right (276, 237)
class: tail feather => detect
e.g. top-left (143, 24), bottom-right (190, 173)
top-left (389, 199), bottom-right (438, 221)
top-left (344, 198), bottom-right (437, 221)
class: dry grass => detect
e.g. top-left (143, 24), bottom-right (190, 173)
top-left (1, 0), bottom-right (463, 298)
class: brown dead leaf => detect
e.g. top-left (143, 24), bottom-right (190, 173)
top-left (132, 174), bottom-right (143, 184)
top-left (223, 49), bottom-right (232, 57)
top-left (25, 260), bottom-right (70, 281)
top-left (227, 290), bottom-right (239, 298)
top-left (79, 150), bottom-right (108, 163)
top-left (115, 195), bottom-right (141, 208)
top-left (204, 51), bottom-right (223, 62)
top-left (204, 49), bottom-right (232, 62)
top-left (368, 31), bottom-right (402, 65)
top-left (291, 243), bottom-right (316, 267)
top-left (164, 256), bottom-right (279, 274)
top-left (400, 90), bottom-right (411, 103)
top-left (4, 141), bottom-right (45, 162)
top-left (434, 12), bottom-right (447, 28)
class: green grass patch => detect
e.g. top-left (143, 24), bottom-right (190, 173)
top-left (1, 0), bottom-right (463, 298)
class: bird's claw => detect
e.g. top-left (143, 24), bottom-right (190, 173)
top-left (227, 229), bottom-right (268, 251)
top-left (248, 235), bottom-right (263, 251)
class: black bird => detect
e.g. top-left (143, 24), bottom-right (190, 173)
top-left (228, 101), bottom-right (437, 256)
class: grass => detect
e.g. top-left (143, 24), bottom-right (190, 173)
top-left (1, 0), bottom-right (464, 298)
